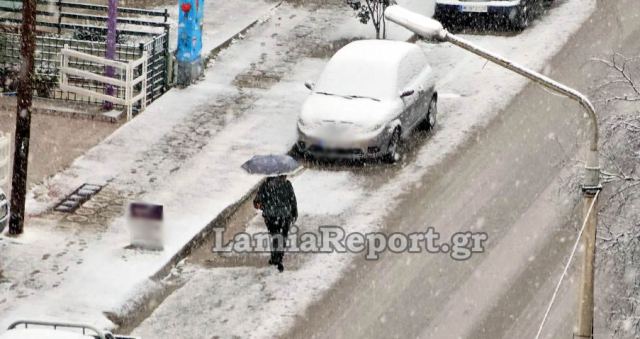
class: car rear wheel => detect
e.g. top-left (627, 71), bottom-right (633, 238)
top-left (383, 128), bottom-right (401, 164)
top-left (420, 96), bottom-right (437, 131)
top-left (511, 3), bottom-right (530, 30)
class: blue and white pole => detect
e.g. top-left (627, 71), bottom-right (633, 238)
top-left (176, 0), bottom-right (204, 86)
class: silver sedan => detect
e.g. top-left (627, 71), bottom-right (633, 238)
top-left (296, 40), bottom-right (438, 163)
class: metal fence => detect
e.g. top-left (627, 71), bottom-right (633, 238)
top-left (0, 0), bottom-right (170, 109)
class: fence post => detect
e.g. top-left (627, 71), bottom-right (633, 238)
top-left (57, 0), bottom-right (62, 35)
top-left (60, 44), bottom-right (68, 88)
top-left (104, 0), bottom-right (118, 110)
top-left (162, 30), bottom-right (174, 93)
top-left (126, 63), bottom-right (132, 121)
top-left (142, 51), bottom-right (148, 111)
top-left (139, 42), bottom-right (148, 101)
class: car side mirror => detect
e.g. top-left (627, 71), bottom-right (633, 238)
top-left (304, 81), bottom-right (315, 90)
top-left (400, 89), bottom-right (415, 98)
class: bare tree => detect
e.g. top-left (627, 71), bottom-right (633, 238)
top-left (346, 0), bottom-right (395, 39)
top-left (591, 52), bottom-right (640, 338)
top-left (592, 53), bottom-right (640, 104)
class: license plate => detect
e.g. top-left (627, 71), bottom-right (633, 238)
top-left (460, 4), bottom-right (488, 13)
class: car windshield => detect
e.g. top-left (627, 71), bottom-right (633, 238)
top-left (314, 60), bottom-right (397, 101)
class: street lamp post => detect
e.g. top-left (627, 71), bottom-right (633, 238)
top-left (384, 5), bottom-right (601, 338)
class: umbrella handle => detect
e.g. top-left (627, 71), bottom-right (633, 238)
top-left (287, 166), bottom-right (305, 178)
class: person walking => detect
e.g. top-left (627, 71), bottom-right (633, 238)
top-left (253, 175), bottom-right (298, 272)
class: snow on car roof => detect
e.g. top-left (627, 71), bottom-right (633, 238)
top-left (332, 39), bottom-right (420, 65)
top-left (315, 40), bottom-right (426, 100)
top-left (0, 328), bottom-right (94, 339)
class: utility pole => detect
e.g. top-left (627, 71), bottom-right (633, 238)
top-left (103, 0), bottom-right (117, 110)
top-left (9, 0), bottom-right (37, 235)
top-left (384, 6), bottom-right (602, 338)
top-left (574, 188), bottom-right (599, 339)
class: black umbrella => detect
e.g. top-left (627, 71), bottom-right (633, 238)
top-left (242, 154), bottom-right (302, 176)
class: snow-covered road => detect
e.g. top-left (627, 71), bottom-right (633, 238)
top-left (6, 0), bottom-right (635, 336)
top-left (131, 0), bottom-right (605, 338)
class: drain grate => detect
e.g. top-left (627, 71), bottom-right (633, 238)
top-left (54, 183), bottom-right (103, 213)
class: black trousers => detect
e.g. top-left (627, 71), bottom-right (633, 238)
top-left (264, 216), bottom-right (291, 265)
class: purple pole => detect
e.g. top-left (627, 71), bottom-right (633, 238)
top-left (104, 0), bottom-right (117, 110)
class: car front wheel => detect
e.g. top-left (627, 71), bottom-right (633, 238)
top-left (383, 128), bottom-right (401, 164)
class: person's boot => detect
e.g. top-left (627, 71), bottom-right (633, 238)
top-left (277, 263), bottom-right (284, 272)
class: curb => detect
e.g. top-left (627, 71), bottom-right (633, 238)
top-left (152, 180), bottom-right (263, 282)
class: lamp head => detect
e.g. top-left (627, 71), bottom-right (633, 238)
top-left (385, 6), bottom-right (447, 41)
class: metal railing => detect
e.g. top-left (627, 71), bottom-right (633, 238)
top-left (0, 0), bottom-right (169, 37)
top-left (140, 32), bottom-right (170, 103)
top-left (60, 45), bottom-right (148, 120)
top-left (0, 0), bottom-right (170, 114)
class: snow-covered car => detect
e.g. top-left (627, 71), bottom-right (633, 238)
top-left (296, 40), bottom-right (437, 162)
top-left (0, 188), bottom-right (8, 233)
top-left (434, 0), bottom-right (553, 30)
top-left (1, 321), bottom-right (138, 339)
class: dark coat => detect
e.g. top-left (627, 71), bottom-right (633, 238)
top-left (254, 176), bottom-right (298, 220)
